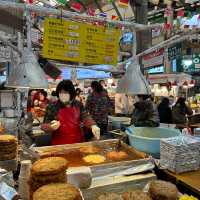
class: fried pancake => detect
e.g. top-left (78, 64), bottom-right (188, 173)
top-left (0, 135), bottom-right (17, 143)
top-left (0, 142), bottom-right (17, 148)
top-left (0, 152), bottom-right (17, 160)
top-left (106, 151), bottom-right (128, 160)
top-left (31, 157), bottom-right (68, 176)
top-left (149, 180), bottom-right (178, 200)
top-left (79, 146), bottom-right (100, 154)
top-left (33, 183), bottom-right (82, 200)
top-left (122, 190), bottom-right (152, 200)
top-left (0, 147), bottom-right (17, 154)
top-left (83, 154), bottom-right (106, 164)
top-left (31, 171), bottom-right (66, 183)
top-left (98, 193), bottom-right (122, 200)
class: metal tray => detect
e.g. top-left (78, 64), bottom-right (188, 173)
top-left (33, 139), bottom-right (150, 170)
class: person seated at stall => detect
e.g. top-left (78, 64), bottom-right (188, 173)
top-left (158, 97), bottom-right (172, 124)
top-left (172, 97), bottom-right (193, 125)
top-left (41, 80), bottom-right (100, 145)
top-left (131, 95), bottom-right (160, 127)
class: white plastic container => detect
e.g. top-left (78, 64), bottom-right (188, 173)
top-left (18, 160), bottom-right (32, 200)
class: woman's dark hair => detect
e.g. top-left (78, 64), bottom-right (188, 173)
top-left (99, 80), bottom-right (105, 85)
top-left (160, 97), bottom-right (170, 106)
top-left (91, 81), bottom-right (103, 93)
top-left (137, 94), bottom-right (151, 100)
top-left (51, 91), bottom-right (57, 97)
top-left (176, 97), bottom-right (186, 106)
top-left (175, 97), bottom-right (187, 114)
top-left (76, 88), bottom-right (82, 96)
top-left (56, 80), bottom-right (76, 100)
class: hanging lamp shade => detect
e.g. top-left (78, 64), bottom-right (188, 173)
top-left (171, 81), bottom-right (177, 87)
top-left (116, 59), bottom-right (151, 95)
top-left (182, 81), bottom-right (188, 89)
top-left (6, 49), bottom-right (48, 89)
top-left (189, 80), bottom-right (195, 87)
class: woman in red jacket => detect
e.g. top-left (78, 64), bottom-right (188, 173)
top-left (41, 80), bottom-right (100, 145)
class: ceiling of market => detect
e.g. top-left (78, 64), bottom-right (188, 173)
top-left (31, 0), bottom-right (200, 22)
top-left (0, 0), bottom-right (199, 31)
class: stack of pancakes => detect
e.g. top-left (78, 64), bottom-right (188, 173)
top-left (0, 135), bottom-right (17, 161)
top-left (33, 183), bottom-right (82, 200)
top-left (29, 157), bottom-right (68, 198)
top-left (149, 180), bottom-right (178, 200)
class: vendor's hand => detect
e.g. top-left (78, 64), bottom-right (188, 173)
top-left (50, 120), bottom-right (60, 130)
top-left (91, 125), bottom-right (100, 140)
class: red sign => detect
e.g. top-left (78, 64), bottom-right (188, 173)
top-left (142, 48), bottom-right (164, 68)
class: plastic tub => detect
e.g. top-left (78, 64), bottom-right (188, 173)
top-left (126, 126), bottom-right (181, 158)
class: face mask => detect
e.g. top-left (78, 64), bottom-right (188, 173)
top-left (59, 93), bottom-right (70, 103)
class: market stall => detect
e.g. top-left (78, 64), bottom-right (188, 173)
top-left (0, 1), bottom-right (200, 200)
top-left (149, 73), bottom-right (193, 97)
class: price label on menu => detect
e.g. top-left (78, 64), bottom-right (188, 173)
top-left (43, 18), bottom-right (121, 65)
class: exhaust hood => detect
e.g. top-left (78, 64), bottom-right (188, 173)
top-left (6, 49), bottom-right (48, 89)
top-left (116, 59), bottom-right (151, 95)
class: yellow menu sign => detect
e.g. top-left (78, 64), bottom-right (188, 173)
top-left (43, 18), bottom-right (121, 65)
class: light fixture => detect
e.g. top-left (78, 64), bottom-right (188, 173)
top-left (171, 81), bottom-right (177, 87)
top-left (182, 81), bottom-right (188, 89)
top-left (107, 78), bottom-right (113, 84)
top-left (116, 59), bottom-right (151, 95)
top-left (6, 49), bottom-right (48, 89)
top-left (189, 80), bottom-right (195, 87)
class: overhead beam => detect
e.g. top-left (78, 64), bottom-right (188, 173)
top-left (0, 0), bottom-right (161, 30)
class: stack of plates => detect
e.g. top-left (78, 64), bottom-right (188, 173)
top-left (160, 136), bottom-right (200, 173)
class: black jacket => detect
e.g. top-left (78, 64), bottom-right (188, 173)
top-left (158, 103), bottom-right (172, 124)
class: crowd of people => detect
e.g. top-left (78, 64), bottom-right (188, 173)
top-left (27, 79), bottom-right (194, 146)
top-left (132, 95), bottom-right (193, 127)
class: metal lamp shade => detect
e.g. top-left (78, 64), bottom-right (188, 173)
top-left (6, 49), bottom-right (48, 89)
top-left (116, 59), bottom-right (151, 95)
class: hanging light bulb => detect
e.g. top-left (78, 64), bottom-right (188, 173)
top-left (116, 59), bottom-right (151, 94)
top-left (182, 81), bottom-right (188, 89)
top-left (171, 81), bottom-right (177, 87)
top-left (189, 80), bottom-right (195, 87)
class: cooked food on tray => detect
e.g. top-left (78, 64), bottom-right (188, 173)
top-left (106, 151), bottom-right (128, 160)
top-left (83, 154), bottom-right (106, 164)
top-left (79, 145), bottom-right (100, 154)
top-left (123, 190), bottom-right (152, 200)
top-left (98, 193), bottom-right (123, 200)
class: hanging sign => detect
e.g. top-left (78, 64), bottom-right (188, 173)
top-left (181, 54), bottom-right (200, 72)
top-left (43, 18), bottom-right (121, 65)
top-left (142, 48), bottom-right (164, 68)
top-left (168, 43), bottom-right (182, 60)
